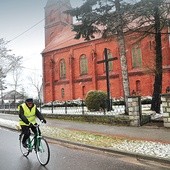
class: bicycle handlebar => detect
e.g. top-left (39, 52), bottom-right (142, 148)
top-left (29, 121), bottom-right (45, 128)
top-left (33, 124), bottom-right (40, 128)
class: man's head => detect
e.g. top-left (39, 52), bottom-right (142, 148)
top-left (25, 98), bottom-right (33, 107)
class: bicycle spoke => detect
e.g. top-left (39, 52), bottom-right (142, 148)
top-left (36, 137), bottom-right (50, 166)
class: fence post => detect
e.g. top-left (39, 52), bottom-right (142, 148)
top-left (127, 96), bottom-right (141, 126)
top-left (65, 101), bottom-right (67, 114)
top-left (82, 100), bottom-right (84, 115)
top-left (161, 94), bottom-right (170, 128)
top-left (51, 101), bottom-right (53, 114)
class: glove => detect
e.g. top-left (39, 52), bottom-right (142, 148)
top-left (41, 119), bottom-right (46, 124)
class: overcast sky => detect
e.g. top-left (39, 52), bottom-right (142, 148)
top-left (0, 0), bottom-right (83, 97)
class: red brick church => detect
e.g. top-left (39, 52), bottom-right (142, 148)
top-left (42, 0), bottom-right (170, 103)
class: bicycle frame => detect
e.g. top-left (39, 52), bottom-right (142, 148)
top-left (27, 125), bottom-right (41, 151)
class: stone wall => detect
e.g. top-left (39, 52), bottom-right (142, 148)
top-left (161, 94), bottom-right (170, 128)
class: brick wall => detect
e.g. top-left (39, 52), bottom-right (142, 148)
top-left (43, 29), bottom-right (170, 103)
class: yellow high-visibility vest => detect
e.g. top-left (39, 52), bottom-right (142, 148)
top-left (19, 103), bottom-right (36, 126)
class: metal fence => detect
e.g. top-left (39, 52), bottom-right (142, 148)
top-left (41, 106), bottom-right (126, 115)
top-left (41, 99), bottom-right (126, 115)
top-left (0, 100), bottom-right (155, 116)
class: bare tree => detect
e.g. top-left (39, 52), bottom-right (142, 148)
top-left (0, 39), bottom-right (16, 73)
top-left (115, 0), bottom-right (130, 114)
top-left (0, 38), bottom-right (23, 105)
top-left (8, 55), bottom-right (23, 104)
top-left (129, 0), bottom-right (170, 113)
top-left (27, 74), bottom-right (42, 107)
top-left (0, 68), bottom-right (6, 105)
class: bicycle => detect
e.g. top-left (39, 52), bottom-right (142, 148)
top-left (19, 123), bottom-right (50, 166)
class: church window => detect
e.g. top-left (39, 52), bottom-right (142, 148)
top-left (80, 55), bottom-right (88, 75)
top-left (63, 13), bottom-right (69, 22)
top-left (132, 43), bottom-right (142, 68)
top-left (60, 59), bottom-right (66, 79)
top-left (82, 85), bottom-right (85, 97)
top-left (61, 88), bottom-right (65, 98)
top-left (136, 80), bottom-right (141, 95)
top-left (49, 10), bottom-right (55, 23)
top-left (149, 40), bottom-right (155, 50)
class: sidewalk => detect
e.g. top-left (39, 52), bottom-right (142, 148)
top-left (0, 113), bottom-right (170, 164)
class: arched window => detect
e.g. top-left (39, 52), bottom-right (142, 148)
top-left (61, 88), bottom-right (65, 98)
top-left (49, 10), bottom-right (55, 23)
top-left (60, 59), bottom-right (66, 79)
top-left (104, 49), bottom-right (113, 72)
top-left (132, 43), bottom-right (142, 68)
top-left (80, 54), bottom-right (88, 75)
top-left (82, 85), bottom-right (85, 97)
top-left (108, 49), bottom-right (113, 71)
top-left (136, 80), bottom-right (141, 95)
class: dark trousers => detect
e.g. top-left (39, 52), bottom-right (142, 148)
top-left (21, 125), bottom-right (40, 144)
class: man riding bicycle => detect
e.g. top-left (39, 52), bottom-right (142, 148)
top-left (18, 98), bottom-right (46, 148)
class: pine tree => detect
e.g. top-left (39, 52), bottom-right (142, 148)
top-left (66, 0), bottom-right (131, 114)
top-left (67, 0), bottom-right (170, 113)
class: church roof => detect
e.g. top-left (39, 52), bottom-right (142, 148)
top-left (42, 25), bottom-right (102, 54)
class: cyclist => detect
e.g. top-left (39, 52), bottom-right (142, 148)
top-left (18, 98), bottom-right (46, 148)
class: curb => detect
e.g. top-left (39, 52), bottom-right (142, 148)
top-left (0, 124), bottom-right (170, 165)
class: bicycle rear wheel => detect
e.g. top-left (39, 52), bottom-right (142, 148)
top-left (36, 137), bottom-right (50, 166)
top-left (19, 133), bottom-right (30, 157)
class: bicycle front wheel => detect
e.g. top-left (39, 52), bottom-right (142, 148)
top-left (19, 133), bottom-right (30, 157)
top-left (36, 137), bottom-right (50, 166)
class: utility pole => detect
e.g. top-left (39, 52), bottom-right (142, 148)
top-left (97, 48), bottom-right (118, 111)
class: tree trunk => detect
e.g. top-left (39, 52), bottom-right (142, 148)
top-left (115, 0), bottom-right (130, 115)
top-left (151, 2), bottom-right (163, 113)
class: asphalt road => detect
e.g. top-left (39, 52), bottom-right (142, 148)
top-left (0, 127), bottom-right (170, 170)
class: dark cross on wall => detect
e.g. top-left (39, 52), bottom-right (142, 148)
top-left (97, 48), bottom-right (118, 111)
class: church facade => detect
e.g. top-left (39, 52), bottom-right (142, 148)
top-left (42, 0), bottom-right (170, 103)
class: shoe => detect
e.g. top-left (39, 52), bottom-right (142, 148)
top-left (22, 142), bottom-right (28, 148)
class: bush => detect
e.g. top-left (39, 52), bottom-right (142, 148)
top-left (85, 90), bottom-right (107, 111)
